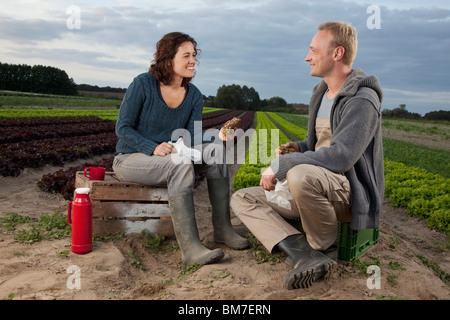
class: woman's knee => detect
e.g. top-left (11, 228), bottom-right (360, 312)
top-left (168, 162), bottom-right (195, 187)
top-left (171, 162), bottom-right (194, 178)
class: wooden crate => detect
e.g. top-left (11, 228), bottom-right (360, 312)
top-left (75, 171), bottom-right (173, 236)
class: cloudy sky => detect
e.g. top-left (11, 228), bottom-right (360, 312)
top-left (1, 0), bottom-right (449, 115)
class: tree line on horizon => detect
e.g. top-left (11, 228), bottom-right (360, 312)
top-left (382, 104), bottom-right (449, 121)
top-left (1, 62), bottom-right (447, 119)
top-left (204, 84), bottom-right (309, 114)
top-left (0, 62), bottom-right (78, 96)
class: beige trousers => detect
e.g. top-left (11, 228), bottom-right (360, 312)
top-left (231, 164), bottom-right (352, 252)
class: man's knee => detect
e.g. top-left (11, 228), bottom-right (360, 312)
top-left (230, 187), bottom-right (263, 217)
top-left (230, 189), bottom-right (246, 216)
top-left (287, 164), bottom-right (321, 194)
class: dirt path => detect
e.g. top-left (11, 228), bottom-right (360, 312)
top-left (382, 127), bottom-right (450, 151)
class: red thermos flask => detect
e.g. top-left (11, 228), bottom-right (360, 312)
top-left (68, 188), bottom-right (93, 254)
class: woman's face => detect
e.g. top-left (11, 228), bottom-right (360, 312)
top-left (172, 41), bottom-right (196, 81)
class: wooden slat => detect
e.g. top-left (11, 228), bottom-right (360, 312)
top-left (93, 219), bottom-right (174, 236)
top-left (91, 202), bottom-right (171, 218)
top-left (75, 171), bottom-right (119, 187)
top-left (75, 171), bottom-right (169, 202)
top-left (90, 185), bottom-right (168, 202)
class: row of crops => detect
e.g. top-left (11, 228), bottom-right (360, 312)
top-left (0, 107), bottom-right (448, 234)
top-left (0, 108), bottom-right (254, 200)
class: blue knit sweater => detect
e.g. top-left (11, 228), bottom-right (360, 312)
top-left (115, 72), bottom-right (204, 155)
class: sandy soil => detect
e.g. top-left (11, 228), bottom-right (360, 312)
top-left (0, 154), bottom-right (448, 301)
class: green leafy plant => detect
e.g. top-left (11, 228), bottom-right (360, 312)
top-left (4, 211), bottom-right (71, 244)
top-left (128, 251), bottom-right (146, 270)
top-left (179, 263), bottom-right (202, 277)
top-left (0, 213), bottom-right (34, 231)
top-left (138, 230), bottom-right (166, 251)
top-left (384, 160), bottom-right (449, 234)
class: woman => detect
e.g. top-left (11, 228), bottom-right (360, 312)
top-left (113, 32), bottom-right (248, 267)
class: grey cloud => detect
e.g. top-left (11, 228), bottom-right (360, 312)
top-left (11, 46), bottom-right (143, 71)
top-left (356, 6), bottom-right (450, 93)
top-left (0, 16), bottom-right (64, 43)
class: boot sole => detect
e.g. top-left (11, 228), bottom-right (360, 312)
top-left (284, 260), bottom-right (337, 290)
top-left (284, 268), bottom-right (315, 289)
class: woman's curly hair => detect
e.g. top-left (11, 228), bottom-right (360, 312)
top-left (149, 32), bottom-right (200, 87)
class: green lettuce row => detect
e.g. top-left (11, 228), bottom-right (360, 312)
top-left (233, 112), bottom-right (290, 191)
top-left (0, 108), bottom-right (119, 120)
top-left (383, 137), bottom-right (449, 179)
top-left (0, 107), bottom-right (223, 121)
top-left (202, 107), bottom-right (226, 114)
top-left (384, 160), bottom-right (449, 234)
top-left (266, 112), bottom-right (308, 141)
top-left (277, 112), bottom-right (309, 130)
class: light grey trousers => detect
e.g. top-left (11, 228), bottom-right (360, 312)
top-left (112, 144), bottom-right (229, 197)
top-left (230, 164), bottom-right (352, 252)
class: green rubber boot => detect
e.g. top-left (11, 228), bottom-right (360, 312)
top-left (207, 178), bottom-right (249, 250)
top-left (169, 192), bottom-right (224, 267)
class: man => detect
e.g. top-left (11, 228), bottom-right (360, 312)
top-left (230, 22), bottom-right (384, 289)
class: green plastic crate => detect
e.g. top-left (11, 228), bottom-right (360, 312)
top-left (336, 222), bottom-right (379, 261)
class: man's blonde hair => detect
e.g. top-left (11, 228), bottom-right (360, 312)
top-left (318, 21), bottom-right (358, 66)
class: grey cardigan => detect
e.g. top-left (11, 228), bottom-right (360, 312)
top-left (272, 69), bottom-right (384, 230)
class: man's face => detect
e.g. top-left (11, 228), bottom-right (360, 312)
top-left (305, 30), bottom-right (334, 78)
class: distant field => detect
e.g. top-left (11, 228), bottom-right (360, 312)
top-left (0, 90), bottom-right (121, 108)
top-left (382, 118), bottom-right (449, 151)
top-left (0, 91), bottom-right (224, 117)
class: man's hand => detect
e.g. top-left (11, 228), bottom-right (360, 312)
top-left (153, 142), bottom-right (174, 156)
top-left (260, 167), bottom-right (277, 191)
top-left (276, 142), bottom-right (300, 157)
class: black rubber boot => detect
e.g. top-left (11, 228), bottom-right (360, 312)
top-left (207, 178), bottom-right (249, 250)
top-left (321, 243), bottom-right (338, 261)
top-left (276, 234), bottom-right (337, 289)
top-left (169, 192), bottom-right (224, 267)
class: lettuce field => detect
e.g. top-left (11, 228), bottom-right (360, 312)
top-left (0, 105), bottom-right (448, 235)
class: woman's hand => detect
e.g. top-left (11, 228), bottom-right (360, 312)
top-left (219, 117), bottom-right (240, 141)
top-left (153, 142), bottom-right (174, 156)
top-left (218, 128), bottom-right (237, 141)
